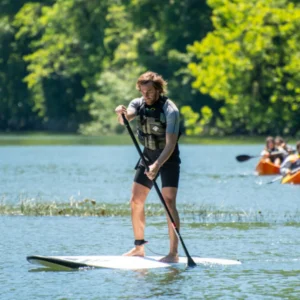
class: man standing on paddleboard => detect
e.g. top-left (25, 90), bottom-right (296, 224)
top-left (115, 71), bottom-right (181, 263)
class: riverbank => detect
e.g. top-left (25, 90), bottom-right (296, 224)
top-left (0, 133), bottom-right (283, 146)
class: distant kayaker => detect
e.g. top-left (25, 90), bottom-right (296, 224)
top-left (280, 141), bottom-right (300, 176)
top-left (275, 136), bottom-right (294, 157)
top-left (115, 71), bottom-right (181, 263)
top-left (261, 136), bottom-right (283, 166)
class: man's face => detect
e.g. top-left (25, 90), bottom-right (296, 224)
top-left (140, 82), bottom-right (159, 105)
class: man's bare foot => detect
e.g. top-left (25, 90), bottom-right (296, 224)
top-left (122, 246), bottom-right (145, 257)
top-left (159, 253), bottom-right (179, 263)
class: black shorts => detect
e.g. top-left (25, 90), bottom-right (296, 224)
top-left (134, 147), bottom-right (180, 189)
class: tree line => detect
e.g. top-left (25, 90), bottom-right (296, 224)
top-left (1, 0), bottom-right (299, 137)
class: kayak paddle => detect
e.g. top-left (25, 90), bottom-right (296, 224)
top-left (266, 175), bottom-right (283, 184)
top-left (236, 151), bottom-right (284, 162)
top-left (236, 154), bottom-right (260, 162)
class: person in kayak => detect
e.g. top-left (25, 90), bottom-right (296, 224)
top-left (275, 136), bottom-right (294, 157)
top-left (261, 136), bottom-right (284, 165)
top-left (115, 71), bottom-right (181, 263)
top-left (280, 141), bottom-right (300, 176)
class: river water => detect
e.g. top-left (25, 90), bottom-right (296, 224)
top-left (1, 145), bottom-right (299, 299)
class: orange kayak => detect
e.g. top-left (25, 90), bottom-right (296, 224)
top-left (281, 170), bottom-right (300, 184)
top-left (255, 159), bottom-right (280, 175)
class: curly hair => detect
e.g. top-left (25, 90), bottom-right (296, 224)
top-left (136, 71), bottom-right (167, 94)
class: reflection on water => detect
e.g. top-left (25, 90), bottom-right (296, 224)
top-left (143, 268), bottom-right (186, 298)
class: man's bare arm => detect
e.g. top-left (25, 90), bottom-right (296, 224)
top-left (156, 133), bottom-right (177, 167)
top-left (145, 133), bottom-right (177, 180)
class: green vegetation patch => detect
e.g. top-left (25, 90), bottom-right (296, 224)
top-left (1, 199), bottom-right (299, 226)
top-left (0, 133), bottom-right (274, 146)
top-left (0, 199), bottom-right (163, 217)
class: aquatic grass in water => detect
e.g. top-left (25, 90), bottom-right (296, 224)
top-left (0, 198), bottom-right (163, 217)
top-left (0, 197), bottom-right (299, 225)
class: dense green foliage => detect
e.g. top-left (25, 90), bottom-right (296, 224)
top-left (0, 0), bottom-right (299, 136)
top-left (188, 0), bottom-right (300, 136)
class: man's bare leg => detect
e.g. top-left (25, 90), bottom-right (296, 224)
top-left (123, 182), bottom-right (150, 256)
top-left (159, 187), bottom-right (179, 263)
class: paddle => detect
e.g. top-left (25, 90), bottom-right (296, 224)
top-left (266, 166), bottom-right (300, 184)
top-left (236, 152), bottom-right (283, 162)
top-left (121, 114), bottom-right (197, 268)
top-left (266, 175), bottom-right (283, 184)
top-left (236, 154), bottom-right (260, 162)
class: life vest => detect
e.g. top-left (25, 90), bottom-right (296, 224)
top-left (136, 96), bottom-right (168, 151)
top-left (267, 147), bottom-right (278, 154)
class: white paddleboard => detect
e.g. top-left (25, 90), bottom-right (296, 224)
top-left (27, 255), bottom-right (241, 270)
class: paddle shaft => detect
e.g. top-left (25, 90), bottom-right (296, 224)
top-left (267, 175), bottom-right (283, 184)
top-left (121, 114), bottom-right (196, 267)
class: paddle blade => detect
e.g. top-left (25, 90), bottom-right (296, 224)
top-left (235, 154), bottom-right (256, 162)
top-left (187, 257), bottom-right (197, 268)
